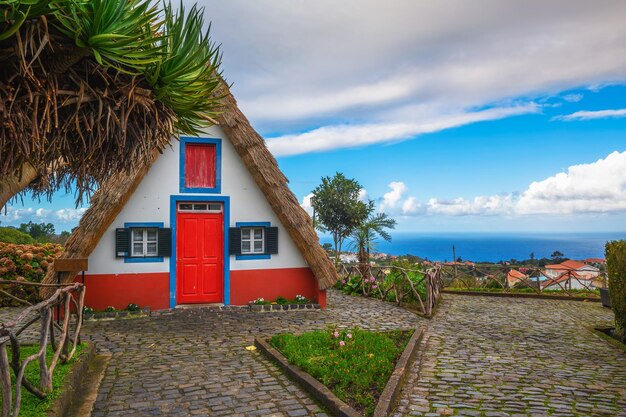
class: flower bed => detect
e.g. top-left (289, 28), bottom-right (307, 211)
top-left (249, 295), bottom-right (319, 311)
top-left (0, 242), bottom-right (63, 306)
top-left (269, 327), bottom-right (412, 416)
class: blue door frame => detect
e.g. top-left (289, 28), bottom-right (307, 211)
top-left (169, 195), bottom-right (231, 308)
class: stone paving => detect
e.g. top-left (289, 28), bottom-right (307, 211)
top-left (395, 294), bottom-right (626, 417)
top-left (83, 290), bottom-right (423, 417)
top-left (2, 291), bottom-right (625, 416)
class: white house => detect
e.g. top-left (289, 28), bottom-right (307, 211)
top-left (48, 86), bottom-right (337, 310)
top-left (543, 260), bottom-right (600, 290)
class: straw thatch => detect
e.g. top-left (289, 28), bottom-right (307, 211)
top-left (217, 83), bottom-right (337, 290)
top-left (43, 82), bottom-right (338, 292)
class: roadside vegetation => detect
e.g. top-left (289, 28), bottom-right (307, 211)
top-left (0, 344), bottom-right (86, 417)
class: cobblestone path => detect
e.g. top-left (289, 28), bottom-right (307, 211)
top-left (83, 290), bottom-right (423, 417)
top-left (395, 294), bottom-right (626, 417)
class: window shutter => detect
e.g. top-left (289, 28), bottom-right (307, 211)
top-left (265, 227), bottom-right (278, 254)
top-left (157, 228), bottom-right (172, 257)
top-left (115, 228), bottom-right (129, 258)
top-left (229, 227), bottom-right (242, 255)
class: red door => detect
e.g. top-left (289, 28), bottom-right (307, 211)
top-left (176, 211), bottom-right (223, 304)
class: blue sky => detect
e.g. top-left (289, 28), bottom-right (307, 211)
top-left (2, 1), bottom-right (626, 233)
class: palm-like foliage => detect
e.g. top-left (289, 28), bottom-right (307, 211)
top-left (350, 212), bottom-right (396, 265)
top-left (0, 0), bottom-right (224, 208)
top-left (52, 0), bottom-right (164, 71)
top-left (146, 2), bottom-right (222, 134)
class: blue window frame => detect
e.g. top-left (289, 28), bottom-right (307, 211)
top-left (235, 222), bottom-right (271, 260)
top-left (179, 137), bottom-right (222, 194)
top-left (123, 222), bottom-right (164, 263)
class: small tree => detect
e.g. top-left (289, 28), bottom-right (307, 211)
top-left (551, 250), bottom-right (564, 261)
top-left (350, 209), bottom-right (396, 267)
top-left (606, 240), bottom-right (626, 342)
top-left (18, 221), bottom-right (55, 242)
top-left (311, 173), bottom-right (369, 264)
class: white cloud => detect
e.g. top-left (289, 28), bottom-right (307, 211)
top-left (379, 182), bottom-right (408, 213)
top-left (358, 189), bottom-right (369, 202)
top-left (36, 208), bottom-right (51, 218)
top-left (1, 207), bottom-right (36, 221)
top-left (563, 93), bottom-right (584, 103)
top-left (552, 108), bottom-right (626, 121)
top-left (377, 150), bottom-right (626, 217)
top-left (516, 151), bottom-right (626, 214)
top-left (300, 193), bottom-right (314, 216)
top-left (55, 208), bottom-right (87, 222)
top-left (203, 0), bottom-right (626, 152)
top-left (267, 104), bottom-right (538, 156)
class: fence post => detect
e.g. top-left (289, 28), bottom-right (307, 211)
top-left (426, 271), bottom-right (432, 316)
top-left (0, 342), bottom-right (11, 417)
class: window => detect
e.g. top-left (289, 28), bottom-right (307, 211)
top-left (180, 138), bottom-right (221, 193)
top-left (177, 202), bottom-right (222, 212)
top-left (131, 228), bottom-right (158, 257)
top-left (115, 222), bottom-right (171, 263)
top-left (229, 223), bottom-right (278, 260)
top-left (241, 227), bottom-right (264, 254)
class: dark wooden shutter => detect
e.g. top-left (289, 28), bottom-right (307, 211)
top-left (157, 228), bottom-right (172, 257)
top-left (265, 227), bottom-right (278, 254)
top-left (115, 228), bottom-right (129, 258)
top-left (229, 227), bottom-right (242, 255)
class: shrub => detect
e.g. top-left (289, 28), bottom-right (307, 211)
top-left (606, 240), bottom-right (626, 342)
top-left (0, 227), bottom-right (34, 244)
top-left (127, 303), bottom-right (141, 312)
top-left (275, 296), bottom-right (289, 305)
top-left (0, 242), bottom-right (63, 306)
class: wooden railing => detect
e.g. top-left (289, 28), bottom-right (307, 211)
top-left (335, 263), bottom-right (443, 316)
top-left (0, 281), bottom-right (85, 417)
top-left (439, 264), bottom-right (605, 297)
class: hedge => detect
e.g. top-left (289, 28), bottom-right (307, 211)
top-left (0, 242), bottom-right (63, 306)
top-left (606, 240), bottom-right (626, 342)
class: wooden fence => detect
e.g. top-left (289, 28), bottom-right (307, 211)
top-left (0, 280), bottom-right (85, 417)
top-left (439, 264), bottom-right (606, 297)
top-left (336, 263), bottom-right (443, 316)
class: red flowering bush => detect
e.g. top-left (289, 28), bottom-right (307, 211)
top-left (0, 242), bottom-right (63, 306)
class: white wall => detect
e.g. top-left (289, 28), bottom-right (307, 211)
top-left (87, 125), bottom-right (308, 275)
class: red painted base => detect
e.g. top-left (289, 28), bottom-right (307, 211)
top-left (230, 267), bottom-right (326, 307)
top-left (75, 273), bottom-right (169, 311)
top-left (78, 267), bottom-right (326, 311)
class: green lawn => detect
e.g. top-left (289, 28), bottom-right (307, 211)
top-left (270, 327), bottom-right (411, 416)
top-left (0, 343), bottom-right (86, 416)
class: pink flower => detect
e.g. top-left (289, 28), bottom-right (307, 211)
top-left (347, 333), bottom-right (352, 339)
top-left (341, 280), bottom-right (346, 285)
top-left (333, 330), bottom-right (339, 338)
top-left (372, 284), bottom-right (378, 289)
top-left (339, 341), bottom-right (345, 347)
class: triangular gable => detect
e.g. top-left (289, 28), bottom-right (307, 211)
top-left (43, 82), bottom-right (337, 291)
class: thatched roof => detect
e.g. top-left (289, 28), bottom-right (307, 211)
top-left (43, 82), bottom-right (338, 292)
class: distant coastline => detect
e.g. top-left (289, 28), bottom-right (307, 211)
top-left (319, 232), bottom-right (626, 263)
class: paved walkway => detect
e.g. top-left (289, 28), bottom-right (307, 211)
top-left (83, 290), bottom-right (423, 417)
top-left (395, 294), bottom-right (626, 417)
top-left (2, 291), bottom-right (625, 416)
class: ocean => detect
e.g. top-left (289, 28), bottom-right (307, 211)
top-left (319, 232), bottom-right (626, 263)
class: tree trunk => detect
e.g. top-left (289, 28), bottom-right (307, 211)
top-left (0, 163), bottom-right (39, 210)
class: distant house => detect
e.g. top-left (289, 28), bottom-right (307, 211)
top-left (339, 253), bottom-right (358, 263)
top-left (543, 260), bottom-right (600, 290)
top-left (583, 257), bottom-right (606, 265)
top-left (506, 269), bottom-right (528, 287)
